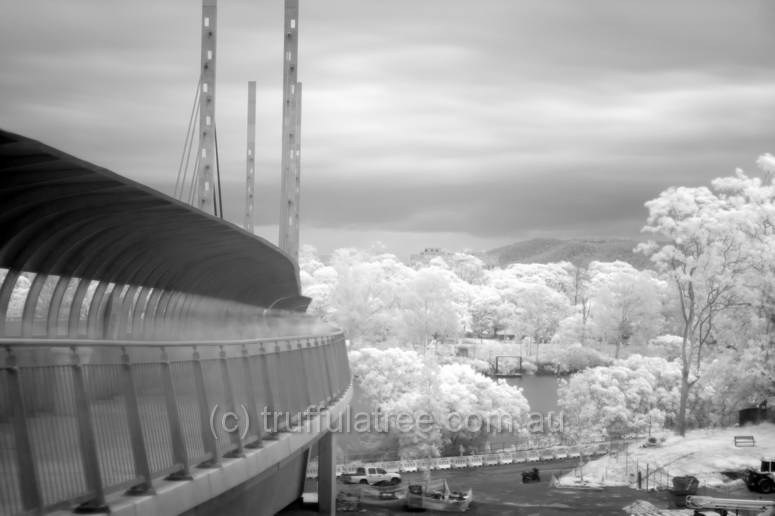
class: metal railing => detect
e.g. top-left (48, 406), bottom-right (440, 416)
top-left (0, 332), bottom-right (351, 515)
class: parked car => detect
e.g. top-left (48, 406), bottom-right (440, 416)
top-left (522, 467), bottom-right (540, 483)
top-left (744, 458), bottom-right (775, 494)
top-left (342, 466), bottom-right (401, 485)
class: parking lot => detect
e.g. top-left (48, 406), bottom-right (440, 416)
top-left (281, 458), bottom-right (729, 515)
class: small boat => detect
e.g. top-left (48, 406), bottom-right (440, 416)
top-left (550, 474), bottom-right (605, 491)
top-left (406, 479), bottom-right (472, 512)
top-left (359, 483), bottom-right (406, 508)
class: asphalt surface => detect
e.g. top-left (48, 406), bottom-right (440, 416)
top-left (279, 459), bottom-right (775, 515)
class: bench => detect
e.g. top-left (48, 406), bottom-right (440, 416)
top-left (734, 435), bottom-right (756, 447)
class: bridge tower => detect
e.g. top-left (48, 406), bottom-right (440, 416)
top-left (291, 82), bottom-right (302, 242)
top-left (197, 0), bottom-right (218, 215)
top-left (245, 81), bottom-right (256, 232)
top-left (279, 0), bottom-right (301, 260)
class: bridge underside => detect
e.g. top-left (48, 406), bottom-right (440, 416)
top-left (0, 128), bottom-right (308, 314)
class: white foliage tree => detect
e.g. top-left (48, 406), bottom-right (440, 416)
top-left (585, 261), bottom-right (666, 357)
top-left (638, 176), bottom-right (753, 435)
top-left (506, 281), bottom-right (572, 359)
top-left (559, 355), bottom-right (681, 440)
top-left (401, 267), bottom-right (461, 349)
top-left (349, 347), bottom-right (530, 458)
top-left (447, 252), bottom-right (487, 285)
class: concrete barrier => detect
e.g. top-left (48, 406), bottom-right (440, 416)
top-left (417, 458), bottom-right (432, 471)
top-left (436, 458), bottom-right (451, 470)
top-left (328, 440), bottom-right (621, 480)
top-left (484, 454), bottom-right (500, 466)
top-left (400, 460), bottom-right (418, 473)
top-left (450, 457), bottom-right (468, 469)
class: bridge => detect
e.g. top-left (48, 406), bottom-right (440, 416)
top-left (0, 129), bottom-right (352, 516)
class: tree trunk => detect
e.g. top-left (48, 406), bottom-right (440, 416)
top-left (676, 278), bottom-right (694, 438)
top-left (677, 362), bottom-right (690, 436)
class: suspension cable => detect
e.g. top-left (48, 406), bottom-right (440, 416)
top-left (174, 78), bottom-right (202, 199)
top-left (186, 158), bottom-right (200, 206)
top-left (214, 125), bottom-right (224, 219)
top-left (178, 99), bottom-right (200, 203)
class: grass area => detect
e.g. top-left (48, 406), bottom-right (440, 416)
top-left (564, 422), bottom-right (775, 489)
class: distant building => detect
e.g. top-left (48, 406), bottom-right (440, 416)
top-left (409, 247), bottom-right (452, 267)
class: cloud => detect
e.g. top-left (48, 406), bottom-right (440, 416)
top-left (2, 0), bottom-right (775, 256)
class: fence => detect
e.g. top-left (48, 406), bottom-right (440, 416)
top-left (635, 462), bottom-right (672, 490)
top-left (1, 332), bottom-right (351, 516)
top-left (310, 440), bottom-right (628, 479)
top-left (557, 440), bottom-right (679, 491)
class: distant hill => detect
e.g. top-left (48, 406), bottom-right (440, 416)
top-left (486, 238), bottom-right (653, 269)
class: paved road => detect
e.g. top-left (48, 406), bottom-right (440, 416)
top-left (281, 459), bottom-right (774, 515)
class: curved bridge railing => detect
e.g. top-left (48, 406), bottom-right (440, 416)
top-left (0, 129), bottom-right (353, 515)
top-left (0, 332), bottom-right (350, 515)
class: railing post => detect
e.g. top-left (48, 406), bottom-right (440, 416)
top-left (272, 340), bottom-right (289, 428)
top-left (219, 346), bottom-right (244, 458)
top-left (307, 339), bottom-right (322, 408)
top-left (69, 346), bottom-right (108, 512)
top-left (241, 345), bottom-right (262, 448)
top-left (193, 347), bottom-right (220, 466)
top-left (268, 341), bottom-right (289, 432)
top-left (306, 338), bottom-right (324, 408)
top-left (120, 347), bottom-right (153, 493)
top-left (295, 340), bottom-right (312, 415)
top-left (326, 337), bottom-right (341, 397)
top-left (288, 340), bottom-right (305, 427)
top-left (258, 342), bottom-right (279, 437)
top-left (339, 334), bottom-right (351, 388)
top-left (320, 337), bottom-right (334, 404)
top-left (159, 347), bottom-right (191, 480)
top-left (4, 347), bottom-right (43, 512)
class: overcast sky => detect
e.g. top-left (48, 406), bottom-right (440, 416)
top-left (2, 1), bottom-right (774, 258)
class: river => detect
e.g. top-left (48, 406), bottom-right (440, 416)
top-left (504, 374), bottom-right (560, 414)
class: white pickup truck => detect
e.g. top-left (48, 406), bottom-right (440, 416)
top-left (342, 466), bottom-right (401, 485)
